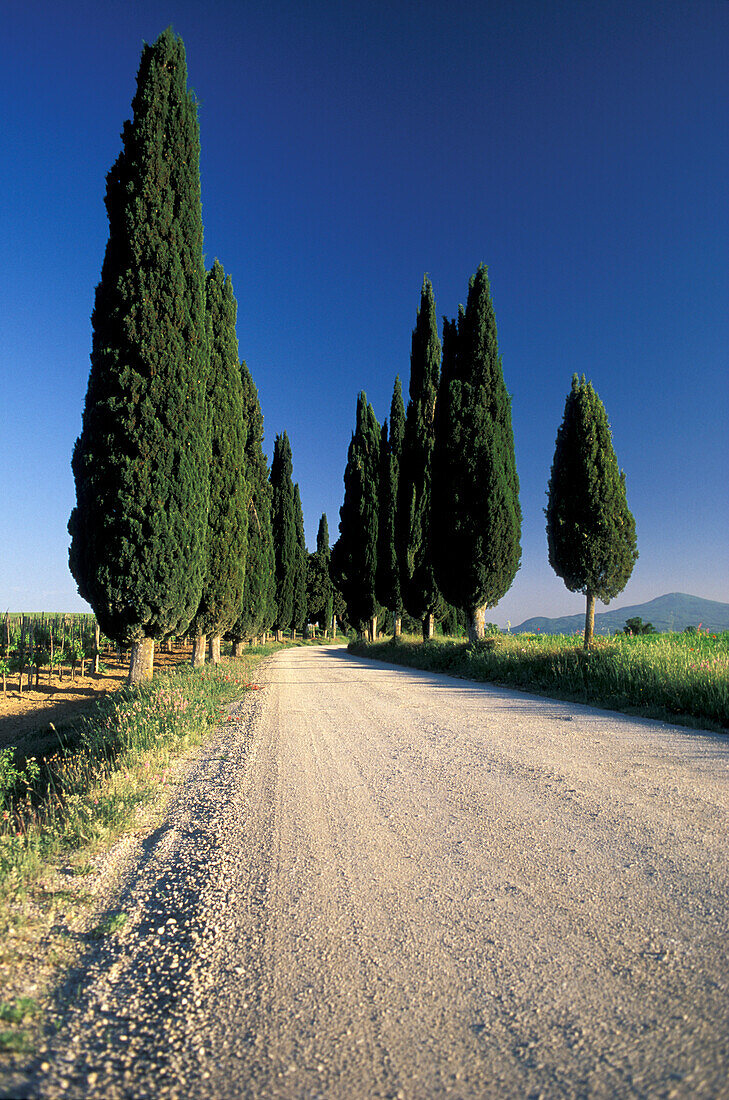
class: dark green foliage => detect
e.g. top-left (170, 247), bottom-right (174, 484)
top-left (270, 432), bottom-right (297, 631)
top-left (189, 261), bottom-right (248, 639)
top-left (292, 484), bottom-right (307, 632)
top-left (69, 28), bottom-right (209, 645)
top-left (623, 616), bottom-right (656, 635)
top-left (376, 376), bottom-right (406, 621)
top-left (398, 278), bottom-right (442, 621)
top-left (545, 375), bottom-right (637, 604)
top-left (307, 513), bottom-right (334, 630)
top-left (335, 393), bottom-right (380, 632)
top-left (432, 265), bottom-right (522, 622)
top-left (439, 603), bottom-right (470, 637)
top-left (316, 514), bottom-right (330, 558)
top-left (231, 362), bottom-right (276, 640)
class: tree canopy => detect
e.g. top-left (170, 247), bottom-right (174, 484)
top-left (334, 392), bottom-right (380, 635)
top-left (189, 260), bottom-right (248, 657)
top-left (432, 265), bottom-right (521, 638)
top-left (398, 278), bottom-right (442, 632)
top-left (68, 27), bottom-right (209, 679)
top-left (545, 374), bottom-right (638, 646)
top-left (231, 361), bottom-right (275, 640)
top-left (270, 432), bottom-right (297, 632)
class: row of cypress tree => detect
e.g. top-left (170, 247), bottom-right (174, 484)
top-left (334, 269), bottom-right (638, 648)
top-left (334, 267), bottom-right (522, 643)
top-left (68, 28), bottom-right (314, 682)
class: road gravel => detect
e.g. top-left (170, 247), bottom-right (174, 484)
top-left (17, 645), bottom-right (729, 1099)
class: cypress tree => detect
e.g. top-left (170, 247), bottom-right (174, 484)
top-left (292, 484), bottom-right (308, 636)
top-left (230, 362), bottom-right (275, 647)
top-left (335, 392), bottom-right (380, 639)
top-left (432, 265), bottom-right (522, 640)
top-left (68, 28), bottom-right (209, 683)
top-left (398, 277), bottom-right (442, 639)
top-left (307, 514), bottom-right (333, 636)
top-left (270, 432), bottom-right (297, 638)
top-left (189, 261), bottom-right (248, 666)
top-left (376, 380), bottom-right (405, 637)
top-left (545, 375), bottom-right (638, 648)
top-left (316, 514), bottom-right (330, 557)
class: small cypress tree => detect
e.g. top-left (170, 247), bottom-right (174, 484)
top-left (335, 393), bottom-right (380, 638)
top-left (307, 514), bottom-right (334, 635)
top-left (545, 375), bottom-right (638, 648)
top-left (387, 376), bottom-right (406, 635)
top-left (316, 513), bottom-right (330, 557)
top-left (270, 432), bottom-right (297, 637)
top-left (376, 407), bottom-right (404, 636)
top-left (230, 362), bottom-right (275, 646)
top-left (68, 28), bottom-right (209, 683)
top-left (189, 261), bottom-right (249, 666)
top-left (432, 265), bottom-right (521, 639)
top-left (292, 484), bottom-right (307, 635)
top-left (398, 277), bottom-right (442, 639)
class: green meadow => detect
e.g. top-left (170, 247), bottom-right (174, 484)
top-left (349, 630), bottom-right (729, 733)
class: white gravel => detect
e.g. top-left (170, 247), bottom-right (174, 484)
top-left (15, 645), bottom-right (729, 1099)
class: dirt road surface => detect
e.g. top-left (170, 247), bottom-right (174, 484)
top-left (16, 645), bottom-right (729, 1099)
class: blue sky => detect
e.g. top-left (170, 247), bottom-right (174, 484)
top-left (2, 0), bottom-right (727, 626)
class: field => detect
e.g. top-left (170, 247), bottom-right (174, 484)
top-left (0, 645), bottom-right (191, 758)
top-left (350, 629), bottom-right (729, 732)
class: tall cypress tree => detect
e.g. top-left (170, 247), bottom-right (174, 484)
top-left (270, 432), bottom-right (297, 637)
top-left (335, 392), bottom-right (380, 638)
top-left (189, 261), bottom-right (248, 666)
top-left (545, 375), bottom-right (638, 648)
top-left (398, 277), bottom-right (442, 639)
top-left (307, 514), bottom-right (334, 635)
top-left (68, 28), bottom-right (209, 683)
top-left (292, 484), bottom-right (308, 635)
top-left (379, 376), bottom-right (405, 636)
top-left (432, 265), bottom-right (521, 640)
top-left (230, 361), bottom-right (275, 647)
top-left (316, 514), bottom-right (330, 557)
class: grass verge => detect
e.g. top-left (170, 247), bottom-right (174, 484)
top-left (0, 644), bottom-right (284, 897)
top-left (349, 632), bottom-right (729, 733)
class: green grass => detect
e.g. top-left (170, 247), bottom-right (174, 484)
top-left (0, 996), bottom-right (39, 1053)
top-left (349, 631), bottom-right (729, 732)
top-left (0, 642), bottom-right (285, 896)
top-left (90, 911), bottom-right (128, 938)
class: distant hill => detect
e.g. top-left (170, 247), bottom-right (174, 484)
top-left (514, 593), bottom-right (729, 635)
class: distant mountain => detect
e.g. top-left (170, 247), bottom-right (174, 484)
top-left (514, 593), bottom-right (729, 635)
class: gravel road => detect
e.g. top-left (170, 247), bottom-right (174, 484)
top-left (17, 645), bottom-right (729, 1099)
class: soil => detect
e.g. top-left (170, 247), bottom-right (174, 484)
top-left (0, 646), bottom-right (194, 757)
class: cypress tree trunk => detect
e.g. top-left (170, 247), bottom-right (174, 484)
top-left (165, 637), bottom-right (173, 653)
top-left (468, 606), bottom-right (486, 642)
top-left (393, 615), bottom-right (402, 638)
top-left (584, 591), bottom-right (596, 650)
top-left (129, 637), bottom-right (154, 685)
top-left (422, 614), bottom-right (434, 641)
top-left (191, 635), bottom-right (206, 668)
top-left (209, 635), bottom-right (222, 664)
top-left (93, 621), bottom-right (100, 675)
top-left (232, 640), bottom-right (244, 657)
top-left (369, 615), bottom-right (377, 642)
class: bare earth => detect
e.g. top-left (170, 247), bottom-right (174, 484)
top-left (13, 645), bottom-right (729, 1099)
top-left (0, 647), bottom-right (193, 755)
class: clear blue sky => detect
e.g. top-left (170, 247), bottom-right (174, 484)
top-left (2, 0), bottom-right (727, 626)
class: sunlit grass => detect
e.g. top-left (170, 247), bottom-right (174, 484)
top-left (350, 631), bottom-right (729, 732)
top-left (0, 644), bottom-right (279, 895)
